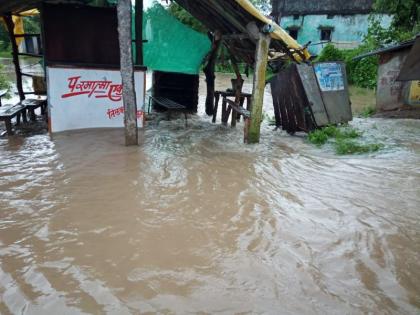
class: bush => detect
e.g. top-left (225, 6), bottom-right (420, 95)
top-left (316, 44), bottom-right (346, 62)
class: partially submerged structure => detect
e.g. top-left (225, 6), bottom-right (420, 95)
top-left (173, 0), bottom-right (311, 142)
top-left (272, 0), bottom-right (392, 55)
top-left (142, 4), bottom-right (210, 114)
top-left (355, 37), bottom-right (420, 111)
top-left (1, 0), bottom-right (311, 144)
top-left (1, 0), bottom-right (144, 145)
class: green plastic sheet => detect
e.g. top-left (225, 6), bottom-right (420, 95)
top-left (142, 4), bottom-right (211, 75)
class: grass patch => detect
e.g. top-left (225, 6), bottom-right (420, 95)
top-left (0, 50), bottom-right (12, 58)
top-left (348, 85), bottom-right (375, 115)
top-left (360, 106), bottom-right (376, 118)
top-left (308, 125), bottom-right (382, 155)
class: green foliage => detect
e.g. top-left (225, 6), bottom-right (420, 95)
top-left (308, 125), bottom-right (362, 147)
top-left (22, 16), bottom-right (41, 34)
top-left (335, 139), bottom-right (383, 155)
top-left (308, 125), bottom-right (381, 155)
top-left (364, 15), bottom-right (416, 48)
top-left (0, 22), bottom-right (10, 51)
top-left (315, 44), bottom-right (346, 62)
top-left (364, 0), bottom-right (419, 48)
top-left (167, 3), bottom-right (207, 33)
top-left (0, 65), bottom-right (12, 98)
top-left (308, 129), bottom-right (330, 146)
top-left (373, 0), bottom-right (419, 34)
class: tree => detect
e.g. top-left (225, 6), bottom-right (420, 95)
top-left (366, 0), bottom-right (419, 46)
top-left (374, 0), bottom-right (419, 33)
top-left (22, 16), bottom-right (41, 34)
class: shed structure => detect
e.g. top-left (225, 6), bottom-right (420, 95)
top-left (355, 38), bottom-right (420, 110)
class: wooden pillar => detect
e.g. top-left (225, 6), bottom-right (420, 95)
top-left (135, 0), bottom-right (143, 65)
top-left (246, 33), bottom-right (270, 144)
top-left (203, 30), bottom-right (222, 116)
top-left (3, 14), bottom-right (25, 101)
top-left (230, 56), bottom-right (243, 127)
top-left (117, 0), bottom-right (138, 146)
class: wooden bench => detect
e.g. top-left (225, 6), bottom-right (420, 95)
top-left (213, 90), bottom-right (252, 125)
top-left (226, 99), bottom-right (251, 119)
top-left (21, 98), bottom-right (47, 121)
top-left (0, 104), bottom-right (27, 135)
top-left (149, 96), bottom-right (189, 126)
top-left (225, 99), bottom-right (253, 142)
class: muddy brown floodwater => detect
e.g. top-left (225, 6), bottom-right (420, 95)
top-left (0, 72), bottom-right (420, 314)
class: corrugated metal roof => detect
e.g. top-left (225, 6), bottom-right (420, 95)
top-left (174, 0), bottom-right (310, 64)
top-left (353, 39), bottom-right (415, 61)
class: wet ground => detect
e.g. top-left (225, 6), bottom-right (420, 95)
top-left (0, 63), bottom-right (420, 314)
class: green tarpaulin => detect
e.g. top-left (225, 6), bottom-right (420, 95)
top-left (142, 4), bottom-right (211, 75)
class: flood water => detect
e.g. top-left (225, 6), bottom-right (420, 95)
top-left (0, 67), bottom-right (420, 314)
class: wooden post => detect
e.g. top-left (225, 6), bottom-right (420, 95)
top-left (135, 0), bottom-right (143, 65)
top-left (229, 54), bottom-right (243, 128)
top-left (117, 0), bottom-right (138, 146)
top-left (3, 14), bottom-right (25, 101)
top-left (247, 33), bottom-right (270, 144)
top-left (203, 30), bottom-right (222, 116)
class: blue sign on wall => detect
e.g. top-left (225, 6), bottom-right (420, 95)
top-left (314, 63), bottom-right (345, 91)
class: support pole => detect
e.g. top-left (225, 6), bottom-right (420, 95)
top-left (117, 0), bottom-right (138, 145)
top-left (230, 55), bottom-right (243, 128)
top-left (4, 14), bottom-right (25, 101)
top-left (203, 30), bottom-right (222, 116)
top-left (246, 33), bottom-right (270, 144)
top-left (135, 0), bottom-right (143, 65)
